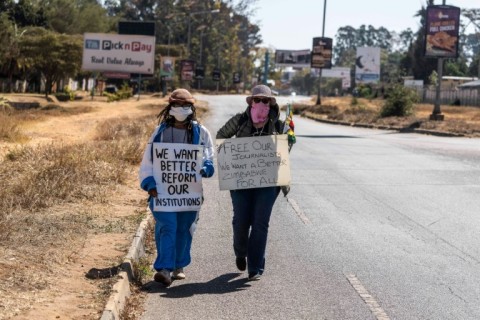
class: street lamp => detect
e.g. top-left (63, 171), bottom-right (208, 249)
top-left (316, 0), bottom-right (327, 105)
top-left (187, 9), bottom-right (220, 58)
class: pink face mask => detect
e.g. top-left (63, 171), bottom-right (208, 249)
top-left (251, 102), bottom-right (270, 124)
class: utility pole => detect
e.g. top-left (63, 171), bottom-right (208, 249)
top-left (263, 51), bottom-right (269, 85)
top-left (430, 0), bottom-right (448, 121)
top-left (316, 0), bottom-right (327, 105)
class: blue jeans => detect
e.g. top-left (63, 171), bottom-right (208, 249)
top-left (230, 187), bottom-right (279, 274)
top-left (150, 205), bottom-right (197, 272)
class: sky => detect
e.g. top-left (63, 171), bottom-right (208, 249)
top-left (253, 0), bottom-right (480, 50)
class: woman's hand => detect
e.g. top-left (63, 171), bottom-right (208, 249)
top-left (148, 188), bottom-right (158, 198)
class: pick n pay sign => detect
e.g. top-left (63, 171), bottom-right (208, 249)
top-left (82, 33), bottom-right (155, 75)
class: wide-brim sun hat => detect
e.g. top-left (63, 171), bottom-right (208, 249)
top-left (169, 88), bottom-right (195, 104)
top-left (246, 84), bottom-right (276, 105)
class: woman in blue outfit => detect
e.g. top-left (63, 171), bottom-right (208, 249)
top-left (139, 88), bottom-right (214, 287)
top-left (216, 85), bottom-right (294, 281)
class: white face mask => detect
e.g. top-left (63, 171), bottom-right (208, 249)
top-left (169, 106), bottom-right (193, 122)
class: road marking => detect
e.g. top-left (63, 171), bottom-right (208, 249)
top-left (346, 273), bottom-right (391, 320)
top-left (287, 197), bottom-right (310, 225)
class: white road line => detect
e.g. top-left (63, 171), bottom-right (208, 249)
top-left (287, 197), bottom-right (311, 225)
top-left (346, 273), bottom-right (391, 320)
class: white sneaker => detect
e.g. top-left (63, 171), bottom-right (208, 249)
top-left (172, 268), bottom-right (186, 280)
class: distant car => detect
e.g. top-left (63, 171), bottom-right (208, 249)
top-left (104, 85), bottom-right (118, 94)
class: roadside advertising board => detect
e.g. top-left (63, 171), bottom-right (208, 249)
top-left (322, 67), bottom-right (350, 79)
top-left (233, 72), bottom-right (242, 84)
top-left (82, 33), bottom-right (155, 74)
top-left (355, 47), bottom-right (381, 83)
top-left (160, 56), bottom-right (175, 81)
top-left (311, 37), bottom-right (332, 69)
top-left (212, 68), bottom-right (221, 82)
top-left (275, 49), bottom-right (311, 68)
top-left (216, 135), bottom-right (291, 191)
top-left (195, 65), bottom-right (205, 80)
top-left (180, 60), bottom-right (195, 81)
top-left (102, 72), bottom-right (131, 79)
top-left (424, 5), bottom-right (461, 58)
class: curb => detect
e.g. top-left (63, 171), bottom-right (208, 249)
top-left (100, 214), bottom-right (153, 320)
top-left (304, 113), bottom-right (465, 138)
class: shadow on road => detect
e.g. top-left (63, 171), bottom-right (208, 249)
top-left (141, 272), bottom-right (251, 297)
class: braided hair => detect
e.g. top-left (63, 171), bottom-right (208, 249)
top-left (156, 103), bottom-right (199, 143)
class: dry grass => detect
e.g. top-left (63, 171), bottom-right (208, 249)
top-left (0, 112), bottom-right (28, 143)
top-left (0, 104), bottom-right (95, 143)
top-left (300, 96), bottom-right (480, 137)
top-left (0, 96), bottom-right (228, 318)
top-left (0, 112), bottom-right (156, 318)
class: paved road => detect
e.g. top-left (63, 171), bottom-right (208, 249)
top-left (141, 94), bottom-right (480, 320)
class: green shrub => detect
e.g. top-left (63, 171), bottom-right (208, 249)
top-left (380, 85), bottom-right (418, 117)
top-left (351, 96), bottom-right (358, 106)
top-left (103, 84), bottom-right (133, 102)
top-left (55, 92), bottom-right (71, 102)
top-left (359, 86), bottom-right (372, 98)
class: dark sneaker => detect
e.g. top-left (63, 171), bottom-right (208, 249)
top-left (154, 269), bottom-right (172, 286)
top-left (248, 272), bottom-right (261, 281)
top-left (236, 257), bottom-right (246, 271)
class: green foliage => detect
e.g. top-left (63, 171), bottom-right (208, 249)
top-left (334, 25), bottom-right (392, 65)
top-left (380, 85), bottom-right (418, 118)
top-left (103, 84), bottom-right (133, 102)
top-left (19, 27), bottom-right (83, 96)
top-left (355, 84), bottom-right (374, 98)
top-left (43, 0), bottom-right (112, 34)
top-left (290, 69), bottom-right (316, 95)
top-left (351, 96), bottom-right (358, 106)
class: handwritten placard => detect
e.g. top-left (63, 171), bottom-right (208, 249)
top-left (152, 143), bottom-right (203, 211)
top-left (216, 135), bottom-right (291, 190)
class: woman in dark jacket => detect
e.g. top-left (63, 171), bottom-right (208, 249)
top-left (216, 84), bottom-right (285, 281)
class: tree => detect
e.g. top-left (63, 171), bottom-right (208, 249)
top-left (20, 27), bottom-right (83, 97)
top-left (40, 0), bottom-right (112, 34)
top-left (290, 69), bottom-right (316, 96)
top-left (463, 9), bottom-right (480, 77)
top-left (12, 0), bottom-right (47, 27)
top-left (406, 0), bottom-right (437, 84)
top-left (0, 13), bottom-right (28, 92)
top-left (334, 25), bottom-right (393, 67)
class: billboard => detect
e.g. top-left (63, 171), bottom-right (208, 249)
top-left (118, 21), bottom-right (155, 36)
top-left (233, 72), bottom-right (242, 84)
top-left (82, 33), bottom-right (155, 74)
top-left (275, 49), bottom-right (311, 67)
top-left (311, 37), bottom-right (332, 69)
top-left (212, 68), bottom-right (221, 82)
top-left (180, 60), bottom-right (195, 81)
top-left (195, 65), bottom-right (205, 80)
top-left (355, 47), bottom-right (380, 83)
top-left (321, 67), bottom-right (350, 79)
top-left (160, 56), bottom-right (175, 81)
top-left (424, 5), bottom-right (460, 58)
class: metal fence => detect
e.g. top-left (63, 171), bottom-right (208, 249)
top-left (416, 88), bottom-right (480, 107)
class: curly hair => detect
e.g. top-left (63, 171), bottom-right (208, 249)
top-left (156, 103), bottom-right (199, 143)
